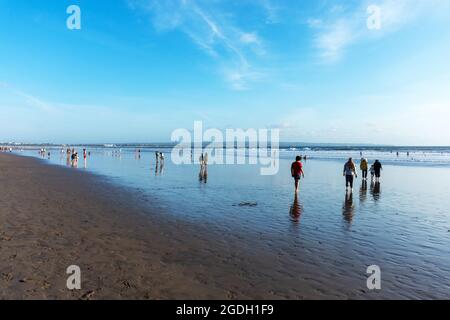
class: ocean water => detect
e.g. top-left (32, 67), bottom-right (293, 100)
top-left (10, 146), bottom-right (450, 298)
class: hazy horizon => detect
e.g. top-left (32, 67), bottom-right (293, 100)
top-left (2, 140), bottom-right (450, 148)
top-left (1, 0), bottom-right (450, 145)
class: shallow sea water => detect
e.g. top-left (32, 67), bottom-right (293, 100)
top-left (14, 147), bottom-right (450, 298)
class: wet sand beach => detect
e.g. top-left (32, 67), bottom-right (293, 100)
top-left (0, 152), bottom-right (449, 299)
top-left (0, 152), bottom-right (339, 299)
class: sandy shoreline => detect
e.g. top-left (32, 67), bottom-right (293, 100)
top-left (5, 152), bottom-right (442, 299)
top-left (0, 152), bottom-right (330, 299)
top-left (5, 165), bottom-right (448, 305)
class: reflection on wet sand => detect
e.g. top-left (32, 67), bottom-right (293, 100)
top-left (155, 162), bottom-right (164, 176)
top-left (199, 163), bottom-right (208, 183)
top-left (289, 193), bottom-right (303, 224)
top-left (342, 191), bottom-right (355, 223)
top-left (359, 180), bottom-right (368, 203)
top-left (370, 181), bottom-right (381, 201)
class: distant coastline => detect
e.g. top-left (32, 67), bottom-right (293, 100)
top-left (2, 141), bottom-right (450, 151)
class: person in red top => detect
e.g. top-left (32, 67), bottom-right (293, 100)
top-left (291, 156), bottom-right (305, 193)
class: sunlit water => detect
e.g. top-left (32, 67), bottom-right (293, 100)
top-left (11, 147), bottom-right (450, 298)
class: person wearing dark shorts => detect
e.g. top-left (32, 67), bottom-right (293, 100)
top-left (343, 158), bottom-right (358, 192)
top-left (291, 156), bottom-right (305, 193)
top-left (373, 160), bottom-right (383, 182)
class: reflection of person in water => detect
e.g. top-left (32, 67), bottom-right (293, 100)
top-left (199, 164), bottom-right (208, 183)
top-left (359, 179), bottom-right (368, 203)
top-left (342, 191), bottom-right (355, 222)
top-left (198, 152), bottom-right (208, 183)
top-left (370, 181), bottom-right (381, 201)
top-left (199, 153), bottom-right (208, 183)
top-left (155, 158), bottom-right (164, 176)
top-left (289, 193), bottom-right (303, 224)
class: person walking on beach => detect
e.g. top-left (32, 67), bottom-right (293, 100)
top-left (291, 156), bottom-right (305, 193)
top-left (71, 152), bottom-right (77, 167)
top-left (373, 160), bottom-right (383, 182)
top-left (360, 158), bottom-right (368, 180)
top-left (369, 164), bottom-right (375, 181)
top-left (66, 148), bottom-right (71, 166)
top-left (343, 158), bottom-right (357, 192)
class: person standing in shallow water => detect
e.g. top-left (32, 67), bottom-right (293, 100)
top-left (360, 158), bottom-right (368, 180)
top-left (373, 159), bottom-right (383, 182)
top-left (343, 158), bottom-right (358, 192)
top-left (291, 156), bottom-right (305, 193)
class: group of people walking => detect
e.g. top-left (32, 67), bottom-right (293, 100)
top-left (39, 148), bottom-right (50, 158)
top-left (64, 148), bottom-right (88, 167)
top-left (343, 158), bottom-right (383, 191)
top-left (291, 156), bottom-right (383, 193)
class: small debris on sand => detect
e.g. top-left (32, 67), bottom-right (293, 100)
top-left (80, 290), bottom-right (95, 300)
top-left (234, 201), bottom-right (258, 207)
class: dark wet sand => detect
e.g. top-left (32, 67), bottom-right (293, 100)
top-left (0, 153), bottom-right (394, 299)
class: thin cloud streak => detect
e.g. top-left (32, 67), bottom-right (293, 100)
top-left (128, 0), bottom-right (270, 90)
top-left (309, 0), bottom-right (450, 63)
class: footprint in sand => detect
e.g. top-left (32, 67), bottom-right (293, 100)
top-left (1, 273), bottom-right (13, 281)
top-left (0, 234), bottom-right (12, 241)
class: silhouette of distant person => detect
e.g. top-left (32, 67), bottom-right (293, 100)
top-left (373, 160), bottom-right (383, 182)
top-left (343, 158), bottom-right (358, 192)
top-left (291, 156), bottom-right (305, 193)
top-left (360, 158), bottom-right (368, 180)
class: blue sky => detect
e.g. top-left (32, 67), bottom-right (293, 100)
top-left (1, 0), bottom-right (450, 145)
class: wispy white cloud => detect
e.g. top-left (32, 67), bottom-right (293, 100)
top-left (258, 0), bottom-right (280, 24)
top-left (315, 19), bottom-right (357, 62)
top-left (0, 82), bottom-right (54, 112)
top-left (306, 18), bottom-right (323, 28)
top-left (240, 32), bottom-right (260, 45)
top-left (128, 0), bottom-right (270, 90)
top-left (309, 0), bottom-right (450, 63)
